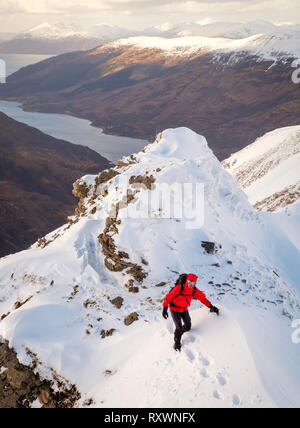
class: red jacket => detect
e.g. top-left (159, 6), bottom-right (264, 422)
top-left (163, 278), bottom-right (211, 313)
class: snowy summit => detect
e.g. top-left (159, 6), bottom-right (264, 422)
top-left (0, 128), bottom-right (299, 408)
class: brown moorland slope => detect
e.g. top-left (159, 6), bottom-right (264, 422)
top-left (0, 44), bottom-right (299, 159)
top-left (0, 112), bottom-right (112, 257)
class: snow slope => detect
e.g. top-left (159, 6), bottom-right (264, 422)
top-left (111, 32), bottom-right (300, 61)
top-left (0, 128), bottom-right (299, 408)
top-left (223, 125), bottom-right (300, 211)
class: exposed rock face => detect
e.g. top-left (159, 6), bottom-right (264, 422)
top-left (0, 340), bottom-right (80, 408)
top-left (97, 175), bottom-right (148, 283)
top-left (95, 168), bottom-right (120, 187)
top-left (129, 174), bottom-right (156, 190)
top-left (253, 184), bottom-right (300, 211)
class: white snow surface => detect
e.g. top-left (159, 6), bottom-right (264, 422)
top-left (159, 19), bottom-right (300, 40)
top-left (20, 22), bottom-right (88, 40)
top-left (0, 127), bottom-right (299, 408)
top-left (111, 32), bottom-right (300, 61)
top-left (223, 125), bottom-right (300, 210)
top-left (11, 19), bottom-right (300, 63)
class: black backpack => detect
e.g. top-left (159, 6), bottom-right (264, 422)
top-left (169, 273), bottom-right (196, 308)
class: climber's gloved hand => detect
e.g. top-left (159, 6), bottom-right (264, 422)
top-left (209, 304), bottom-right (219, 316)
top-left (162, 307), bottom-right (169, 319)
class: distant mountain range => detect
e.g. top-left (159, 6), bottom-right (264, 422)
top-left (0, 19), bottom-right (300, 55)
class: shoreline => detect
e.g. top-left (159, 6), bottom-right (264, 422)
top-left (0, 98), bottom-right (149, 163)
top-left (0, 95), bottom-right (152, 142)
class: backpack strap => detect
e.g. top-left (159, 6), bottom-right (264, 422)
top-left (169, 274), bottom-right (196, 310)
top-left (169, 282), bottom-right (184, 308)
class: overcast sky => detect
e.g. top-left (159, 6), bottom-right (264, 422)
top-left (0, 0), bottom-right (299, 33)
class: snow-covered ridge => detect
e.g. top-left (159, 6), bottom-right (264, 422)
top-left (0, 128), bottom-right (299, 407)
top-left (110, 32), bottom-right (300, 61)
top-left (223, 125), bottom-right (300, 211)
top-left (7, 20), bottom-right (300, 61)
top-left (158, 19), bottom-right (300, 39)
top-left (111, 35), bottom-right (230, 56)
top-left (19, 22), bottom-right (88, 40)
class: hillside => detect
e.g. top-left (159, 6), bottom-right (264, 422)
top-left (0, 33), bottom-right (299, 159)
top-left (0, 128), bottom-right (299, 408)
top-left (223, 125), bottom-right (300, 211)
top-left (0, 112), bottom-right (112, 257)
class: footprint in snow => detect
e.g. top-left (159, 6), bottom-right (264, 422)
top-left (185, 349), bottom-right (195, 361)
top-left (187, 334), bottom-right (196, 343)
top-left (199, 354), bottom-right (210, 367)
top-left (216, 373), bottom-right (227, 386)
top-left (213, 390), bottom-right (222, 400)
top-left (232, 394), bottom-right (241, 406)
top-left (200, 368), bottom-right (209, 378)
top-left (167, 323), bottom-right (174, 334)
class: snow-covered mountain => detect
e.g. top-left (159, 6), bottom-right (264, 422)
top-left (0, 22), bottom-right (164, 55)
top-left (1, 19), bottom-right (300, 55)
top-left (0, 128), bottom-right (299, 408)
top-left (162, 20), bottom-right (300, 39)
top-left (223, 126), bottom-right (300, 211)
top-left (19, 22), bottom-right (85, 40)
top-left (0, 22), bottom-right (100, 55)
top-left (111, 31), bottom-right (300, 63)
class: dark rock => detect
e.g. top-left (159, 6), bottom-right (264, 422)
top-left (95, 168), bottom-right (119, 187)
top-left (101, 329), bottom-right (116, 338)
top-left (110, 296), bottom-right (124, 309)
top-left (155, 282), bottom-right (167, 287)
top-left (124, 312), bottom-right (139, 326)
top-left (129, 174), bottom-right (156, 190)
top-left (201, 241), bottom-right (219, 255)
top-left (0, 340), bottom-right (80, 408)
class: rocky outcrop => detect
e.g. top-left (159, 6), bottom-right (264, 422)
top-left (97, 174), bottom-right (150, 283)
top-left (129, 174), bottom-right (156, 190)
top-left (0, 340), bottom-right (80, 408)
top-left (98, 211), bottom-right (147, 283)
top-left (253, 183), bottom-right (300, 212)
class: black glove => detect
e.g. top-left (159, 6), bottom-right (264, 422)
top-left (209, 304), bottom-right (219, 316)
top-left (162, 307), bottom-right (169, 319)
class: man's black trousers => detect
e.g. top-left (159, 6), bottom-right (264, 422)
top-left (170, 309), bottom-right (191, 343)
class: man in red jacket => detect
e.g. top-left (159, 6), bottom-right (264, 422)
top-left (162, 273), bottom-right (219, 351)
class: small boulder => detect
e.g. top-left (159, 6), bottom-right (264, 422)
top-left (155, 282), bottom-right (167, 287)
top-left (124, 312), bottom-right (139, 326)
top-left (110, 296), bottom-right (124, 309)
